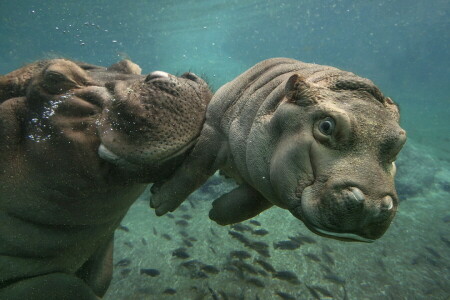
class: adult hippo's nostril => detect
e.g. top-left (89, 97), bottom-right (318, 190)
top-left (145, 71), bottom-right (170, 82)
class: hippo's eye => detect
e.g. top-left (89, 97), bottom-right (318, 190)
top-left (318, 117), bottom-right (335, 136)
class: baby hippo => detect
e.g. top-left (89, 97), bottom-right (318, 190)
top-left (0, 59), bottom-right (211, 299)
top-left (151, 57), bottom-right (406, 243)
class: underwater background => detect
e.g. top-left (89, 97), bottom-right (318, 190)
top-left (1, 0), bottom-right (449, 299)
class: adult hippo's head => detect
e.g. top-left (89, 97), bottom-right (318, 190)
top-left (97, 69), bottom-right (212, 175)
top-left (267, 75), bottom-right (406, 242)
top-left (17, 58), bottom-right (211, 183)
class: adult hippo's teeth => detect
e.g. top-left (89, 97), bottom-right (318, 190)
top-left (145, 71), bottom-right (170, 82)
top-left (98, 144), bottom-right (120, 161)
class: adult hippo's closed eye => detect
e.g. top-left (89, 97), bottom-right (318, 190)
top-left (150, 57), bottom-right (406, 243)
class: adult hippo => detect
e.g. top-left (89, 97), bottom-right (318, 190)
top-left (0, 59), bottom-right (212, 299)
top-left (151, 57), bottom-right (406, 243)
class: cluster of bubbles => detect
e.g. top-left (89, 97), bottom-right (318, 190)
top-left (27, 96), bottom-right (66, 143)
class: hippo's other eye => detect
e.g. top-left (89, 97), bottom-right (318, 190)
top-left (318, 117), bottom-right (335, 135)
top-left (45, 71), bottom-right (66, 83)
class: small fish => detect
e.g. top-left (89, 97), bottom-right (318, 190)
top-left (231, 260), bottom-right (259, 275)
top-left (273, 271), bottom-right (301, 285)
top-left (254, 259), bottom-right (276, 273)
top-left (181, 214), bottom-right (192, 220)
top-left (180, 259), bottom-right (201, 270)
top-left (162, 234), bottom-right (172, 241)
top-left (183, 239), bottom-right (193, 247)
top-left (411, 255), bottom-right (421, 265)
top-left (152, 227), bottom-right (158, 236)
top-left (231, 223), bottom-right (252, 232)
top-left (201, 265), bottom-right (220, 274)
top-left (120, 268), bottom-right (131, 276)
top-left (123, 241), bottom-right (133, 248)
top-left (249, 241), bottom-right (271, 257)
top-left (304, 253), bottom-right (321, 262)
top-left (188, 237), bottom-right (197, 242)
top-left (118, 224), bottom-right (129, 232)
top-left (141, 238), bottom-right (147, 246)
top-left (252, 229), bottom-right (269, 236)
top-left (188, 199), bottom-right (196, 209)
top-left (179, 230), bottom-right (189, 237)
top-left (163, 288), bottom-right (177, 295)
top-left (319, 264), bottom-right (332, 274)
top-left (175, 220), bottom-right (189, 227)
top-left (290, 233), bottom-right (316, 244)
top-left (440, 235), bottom-right (450, 248)
top-left (140, 268), bottom-right (160, 277)
top-left (249, 220), bottom-right (261, 226)
top-left (209, 246), bottom-right (217, 254)
top-left (230, 250), bottom-right (252, 259)
top-left (208, 287), bottom-right (219, 300)
top-left (247, 277), bottom-right (265, 288)
top-left (166, 213), bottom-right (175, 219)
top-left (172, 247), bottom-right (190, 259)
top-left (115, 258), bottom-right (131, 267)
top-left (425, 257), bottom-right (439, 267)
top-left (193, 271), bottom-right (208, 279)
top-left (376, 258), bottom-right (387, 271)
top-left (218, 290), bottom-right (229, 300)
top-left (275, 291), bottom-right (296, 300)
top-left (311, 285), bottom-right (333, 298)
top-left (306, 285), bottom-right (321, 300)
top-left (442, 215), bottom-right (450, 223)
top-left (321, 250), bottom-right (335, 265)
top-left (257, 269), bottom-right (269, 277)
top-left (274, 240), bottom-right (301, 250)
top-left (210, 228), bottom-right (218, 236)
top-left (323, 273), bottom-right (346, 285)
top-left (228, 231), bottom-right (251, 245)
top-left (424, 247), bottom-right (442, 259)
top-left (179, 204), bottom-right (188, 212)
top-left (250, 241), bottom-right (269, 251)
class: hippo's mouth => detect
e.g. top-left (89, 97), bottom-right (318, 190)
top-left (98, 136), bottom-right (198, 170)
top-left (290, 186), bottom-right (375, 243)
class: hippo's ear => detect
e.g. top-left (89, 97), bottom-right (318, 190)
top-left (285, 74), bottom-right (317, 106)
top-left (107, 60), bottom-right (142, 75)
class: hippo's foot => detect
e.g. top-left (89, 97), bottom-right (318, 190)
top-left (0, 273), bottom-right (99, 300)
top-left (209, 184), bottom-right (273, 225)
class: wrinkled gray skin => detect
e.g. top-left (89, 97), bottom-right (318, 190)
top-left (151, 58), bottom-right (406, 243)
top-left (0, 59), bottom-right (211, 299)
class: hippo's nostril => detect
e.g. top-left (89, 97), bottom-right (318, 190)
top-left (349, 187), bottom-right (365, 202)
top-left (380, 195), bottom-right (394, 210)
top-left (145, 71), bottom-right (170, 82)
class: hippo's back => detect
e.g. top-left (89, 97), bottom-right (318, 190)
top-left (207, 57), bottom-right (373, 135)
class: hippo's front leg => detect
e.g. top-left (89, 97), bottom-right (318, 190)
top-left (150, 124), bottom-right (224, 215)
top-left (209, 183), bottom-right (273, 225)
top-left (75, 235), bottom-right (114, 298)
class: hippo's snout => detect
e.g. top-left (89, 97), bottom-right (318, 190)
top-left (298, 184), bottom-right (397, 242)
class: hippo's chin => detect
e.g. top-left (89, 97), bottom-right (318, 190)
top-left (290, 185), bottom-right (375, 243)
